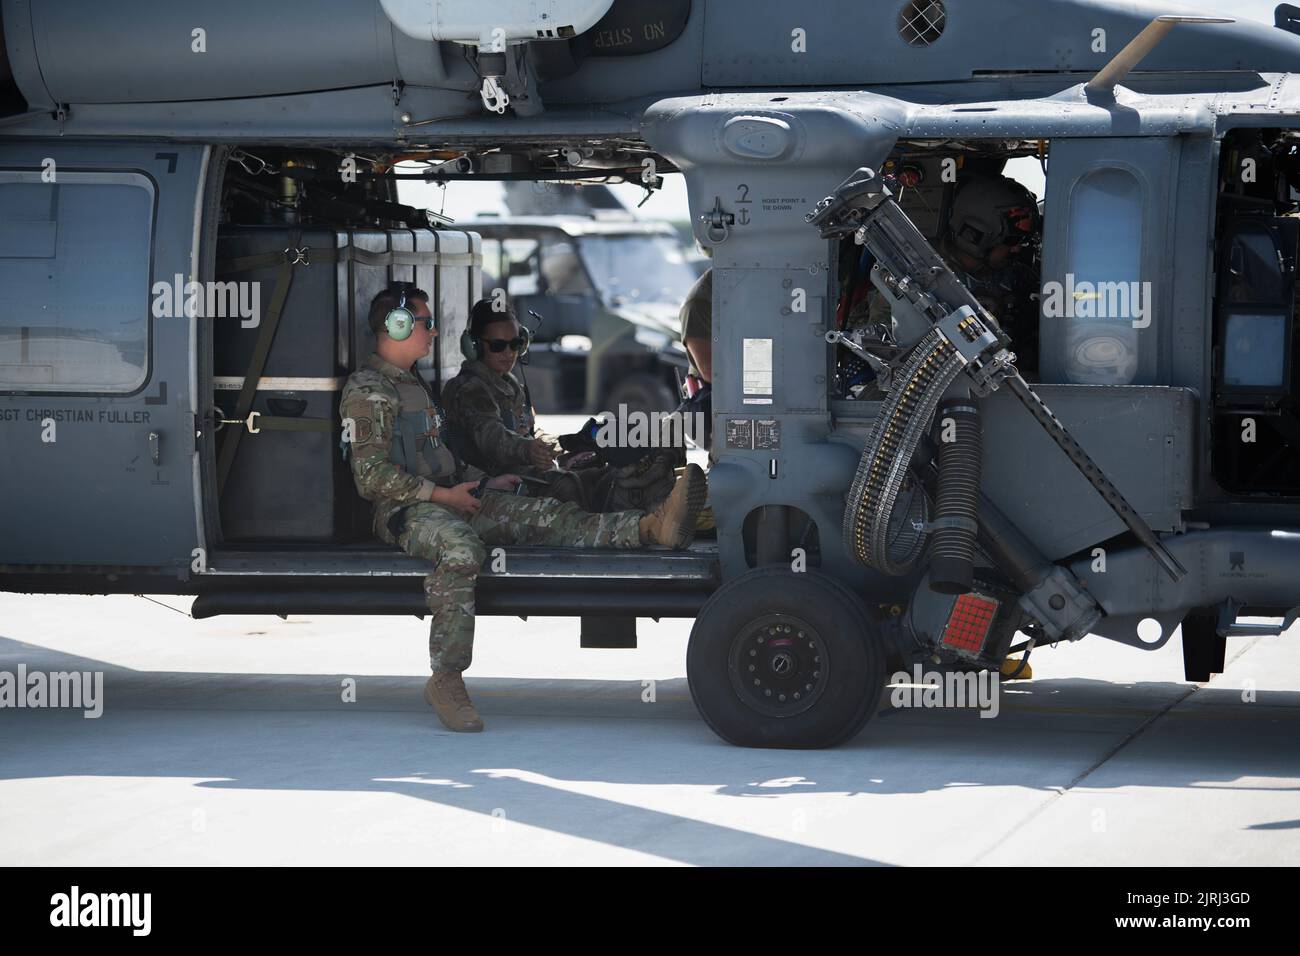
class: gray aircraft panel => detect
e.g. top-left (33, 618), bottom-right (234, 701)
top-left (644, 94), bottom-right (903, 591)
top-left (24, 0), bottom-right (397, 104)
top-left (699, 0), bottom-right (1300, 86)
top-left (1, 82), bottom-right (1283, 148)
top-left (3, 1), bottom-right (1300, 145)
top-left (981, 385), bottom-right (1196, 560)
top-left (829, 384), bottom-right (1196, 565)
top-left (0, 142), bottom-right (204, 568)
top-left (540, 0), bottom-right (708, 106)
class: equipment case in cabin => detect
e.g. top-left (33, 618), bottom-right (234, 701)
top-left (212, 226), bottom-right (481, 543)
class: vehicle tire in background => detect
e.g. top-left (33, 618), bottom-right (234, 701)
top-left (603, 371), bottom-right (678, 417)
top-left (687, 567), bottom-right (887, 748)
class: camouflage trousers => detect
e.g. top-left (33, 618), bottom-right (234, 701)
top-left (394, 491), bottom-right (643, 673)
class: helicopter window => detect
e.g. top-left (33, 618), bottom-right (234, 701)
top-left (1061, 167), bottom-right (1143, 385)
top-left (1224, 223), bottom-right (1290, 305)
top-left (1223, 309), bottom-right (1288, 388)
top-left (1209, 127), bottom-right (1300, 495)
top-left (0, 172), bottom-right (153, 393)
top-left (1216, 217), bottom-right (1297, 400)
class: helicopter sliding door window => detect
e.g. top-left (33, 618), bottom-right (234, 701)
top-left (1061, 168), bottom-right (1143, 385)
top-left (0, 171), bottom-right (155, 393)
top-left (1040, 138), bottom-right (1177, 387)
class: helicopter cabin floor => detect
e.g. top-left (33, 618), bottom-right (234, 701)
top-left (187, 539), bottom-right (721, 624)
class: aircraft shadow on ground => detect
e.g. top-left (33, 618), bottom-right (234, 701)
top-left (2, 636), bottom-right (1298, 865)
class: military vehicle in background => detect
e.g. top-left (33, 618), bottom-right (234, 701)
top-left (462, 212), bottom-right (694, 415)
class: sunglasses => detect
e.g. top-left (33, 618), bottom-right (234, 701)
top-left (483, 336), bottom-right (527, 353)
top-left (414, 317), bottom-right (434, 332)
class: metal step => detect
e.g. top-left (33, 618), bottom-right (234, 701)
top-left (203, 542), bottom-right (720, 581)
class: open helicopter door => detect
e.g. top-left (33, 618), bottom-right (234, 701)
top-left (0, 143), bottom-right (209, 572)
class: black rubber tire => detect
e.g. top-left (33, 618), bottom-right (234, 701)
top-left (603, 371), bottom-right (678, 417)
top-left (687, 567), bottom-right (887, 748)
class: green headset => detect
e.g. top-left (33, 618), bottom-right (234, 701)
top-left (383, 287), bottom-right (430, 341)
top-left (459, 309), bottom-right (532, 361)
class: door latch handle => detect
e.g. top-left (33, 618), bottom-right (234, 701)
top-left (213, 410), bottom-right (262, 434)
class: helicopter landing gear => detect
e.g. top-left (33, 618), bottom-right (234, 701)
top-left (687, 567), bottom-right (887, 748)
top-left (1181, 607), bottom-right (1226, 683)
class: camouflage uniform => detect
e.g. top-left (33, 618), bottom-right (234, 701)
top-left (441, 357), bottom-right (673, 512)
top-left (340, 353), bottom-right (643, 673)
top-left (440, 359), bottom-right (538, 477)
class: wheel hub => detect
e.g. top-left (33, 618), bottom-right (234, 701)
top-left (727, 613), bottom-right (828, 717)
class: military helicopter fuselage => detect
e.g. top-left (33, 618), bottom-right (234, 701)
top-left (4, 0), bottom-right (1300, 747)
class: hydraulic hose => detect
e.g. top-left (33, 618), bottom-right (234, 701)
top-left (929, 399), bottom-right (982, 594)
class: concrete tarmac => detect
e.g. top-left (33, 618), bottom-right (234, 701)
top-left (2, 591), bottom-right (1298, 866)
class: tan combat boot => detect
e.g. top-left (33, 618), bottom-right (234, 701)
top-left (639, 463), bottom-right (707, 550)
top-left (424, 671), bottom-right (484, 732)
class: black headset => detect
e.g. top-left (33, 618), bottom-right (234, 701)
top-left (460, 313), bottom-right (531, 361)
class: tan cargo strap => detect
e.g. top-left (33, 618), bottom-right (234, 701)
top-left (216, 229), bottom-right (301, 494)
top-left (215, 410), bottom-right (333, 434)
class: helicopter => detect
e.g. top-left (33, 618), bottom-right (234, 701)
top-left (4, 0), bottom-right (1300, 748)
